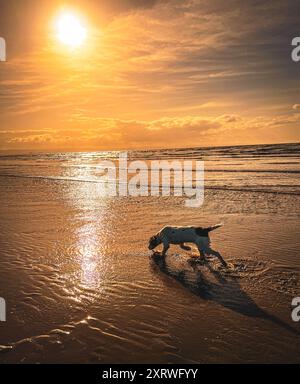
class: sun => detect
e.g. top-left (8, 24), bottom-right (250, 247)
top-left (55, 12), bottom-right (87, 47)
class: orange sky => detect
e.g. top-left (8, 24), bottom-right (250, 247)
top-left (0, 0), bottom-right (300, 151)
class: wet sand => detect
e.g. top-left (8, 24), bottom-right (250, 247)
top-left (0, 172), bottom-right (300, 363)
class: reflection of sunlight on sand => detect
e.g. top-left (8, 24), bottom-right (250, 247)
top-left (64, 165), bottom-right (113, 294)
top-left (76, 222), bottom-right (102, 289)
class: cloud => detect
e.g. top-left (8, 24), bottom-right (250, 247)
top-left (2, 111), bottom-right (299, 151)
top-left (0, 114), bottom-right (224, 149)
top-left (8, 135), bottom-right (54, 144)
top-left (1, 0), bottom-right (300, 150)
top-left (216, 114), bottom-right (242, 123)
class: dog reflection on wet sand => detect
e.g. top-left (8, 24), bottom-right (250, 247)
top-left (150, 252), bottom-right (299, 336)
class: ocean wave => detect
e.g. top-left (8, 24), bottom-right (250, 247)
top-left (0, 173), bottom-right (299, 195)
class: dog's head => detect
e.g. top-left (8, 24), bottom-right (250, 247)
top-left (148, 235), bottom-right (161, 250)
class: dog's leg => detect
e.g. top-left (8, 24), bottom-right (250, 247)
top-left (195, 249), bottom-right (207, 264)
top-left (195, 240), bottom-right (206, 261)
top-left (180, 243), bottom-right (191, 251)
top-left (162, 239), bottom-right (170, 257)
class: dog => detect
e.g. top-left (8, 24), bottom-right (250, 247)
top-left (148, 224), bottom-right (227, 266)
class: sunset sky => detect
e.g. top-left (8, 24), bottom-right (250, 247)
top-left (0, 0), bottom-right (300, 151)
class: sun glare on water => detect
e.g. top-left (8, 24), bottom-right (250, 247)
top-left (56, 12), bottom-right (87, 47)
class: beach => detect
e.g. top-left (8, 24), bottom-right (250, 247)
top-left (0, 143), bottom-right (300, 363)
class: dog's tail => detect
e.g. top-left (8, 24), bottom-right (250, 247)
top-left (206, 223), bottom-right (223, 232)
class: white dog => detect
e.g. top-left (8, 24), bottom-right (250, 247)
top-left (148, 224), bottom-right (227, 266)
